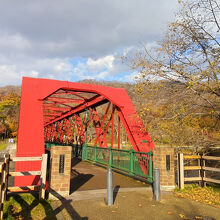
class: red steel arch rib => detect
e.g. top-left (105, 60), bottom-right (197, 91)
top-left (15, 77), bottom-right (154, 186)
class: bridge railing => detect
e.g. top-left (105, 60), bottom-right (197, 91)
top-left (82, 145), bottom-right (153, 183)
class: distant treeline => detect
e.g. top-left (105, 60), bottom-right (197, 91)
top-left (0, 79), bottom-right (219, 148)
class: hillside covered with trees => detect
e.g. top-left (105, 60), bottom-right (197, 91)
top-left (0, 86), bottom-right (20, 139)
top-left (1, 78), bottom-right (218, 148)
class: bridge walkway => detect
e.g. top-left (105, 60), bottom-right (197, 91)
top-left (70, 157), bottom-right (149, 194)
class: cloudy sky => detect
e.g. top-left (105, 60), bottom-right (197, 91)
top-left (0, 0), bottom-right (178, 86)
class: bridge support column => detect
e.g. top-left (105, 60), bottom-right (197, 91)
top-left (49, 146), bottom-right (72, 199)
top-left (154, 146), bottom-right (175, 191)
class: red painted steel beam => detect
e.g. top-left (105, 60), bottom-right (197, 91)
top-left (61, 89), bottom-right (96, 95)
top-left (46, 97), bottom-right (84, 104)
top-left (118, 115), bottom-right (120, 150)
top-left (93, 103), bottom-right (111, 147)
top-left (44, 101), bottom-right (74, 109)
top-left (74, 114), bottom-right (85, 144)
top-left (111, 106), bottom-right (115, 148)
top-left (43, 106), bottom-right (71, 112)
top-left (99, 107), bottom-right (115, 148)
top-left (44, 95), bottom-right (107, 126)
top-left (117, 108), bottom-right (139, 151)
top-left (92, 108), bottom-right (108, 148)
top-left (43, 113), bottom-right (61, 117)
top-left (118, 114), bottom-right (121, 163)
top-left (53, 91), bottom-right (87, 100)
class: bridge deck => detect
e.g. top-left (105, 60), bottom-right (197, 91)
top-left (70, 158), bottom-right (149, 194)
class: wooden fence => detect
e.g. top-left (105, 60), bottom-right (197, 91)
top-left (0, 154), bottom-right (47, 219)
top-left (178, 153), bottom-right (220, 189)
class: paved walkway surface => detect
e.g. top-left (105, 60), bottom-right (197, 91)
top-left (51, 159), bottom-right (220, 220)
top-left (70, 158), bottom-right (149, 194)
top-left (0, 142), bottom-right (16, 158)
top-left (53, 189), bottom-right (220, 220)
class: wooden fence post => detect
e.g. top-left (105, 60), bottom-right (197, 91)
top-left (198, 154), bottom-right (202, 187)
top-left (39, 154), bottom-right (48, 200)
top-left (0, 163), bottom-right (5, 220)
top-left (202, 154), bottom-right (206, 187)
top-left (2, 154), bottom-right (9, 201)
top-left (178, 153), bottom-right (184, 189)
top-left (0, 154), bottom-right (9, 219)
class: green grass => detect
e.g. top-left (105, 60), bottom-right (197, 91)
top-left (3, 193), bottom-right (56, 220)
top-left (0, 141), bottom-right (7, 151)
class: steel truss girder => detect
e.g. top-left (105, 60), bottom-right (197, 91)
top-left (44, 102), bottom-right (116, 149)
top-left (74, 114), bottom-right (85, 144)
top-left (44, 95), bottom-right (107, 126)
top-left (91, 107), bottom-right (108, 148)
top-left (16, 77), bottom-right (155, 187)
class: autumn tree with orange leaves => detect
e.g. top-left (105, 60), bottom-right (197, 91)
top-left (124, 0), bottom-right (220, 147)
top-left (0, 92), bottom-right (20, 139)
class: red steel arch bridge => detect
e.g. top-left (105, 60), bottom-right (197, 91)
top-left (15, 77), bottom-right (154, 186)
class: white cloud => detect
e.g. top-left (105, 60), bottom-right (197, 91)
top-left (0, 65), bottom-right (39, 85)
top-left (55, 62), bottom-right (71, 73)
top-left (97, 71), bottom-right (109, 79)
top-left (87, 55), bottom-right (115, 73)
top-left (0, 0), bottom-right (179, 86)
top-left (0, 31), bottom-right (31, 51)
top-left (0, 57), bottom-right (73, 86)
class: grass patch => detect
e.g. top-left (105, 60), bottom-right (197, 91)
top-left (3, 193), bottom-right (56, 220)
top-left (0, 141), bottom-right (7, 151)
top-left (174, 184), bottom-right (220, 208)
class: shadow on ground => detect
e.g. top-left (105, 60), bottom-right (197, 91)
top-left (70, 169), bottom-right (94, 194)
top-left (49, 189), bottom-right (88, 220)
top-left (70, 157), bottom-right (94, 194)
top-left (4, 193), bottom-right (56, 219)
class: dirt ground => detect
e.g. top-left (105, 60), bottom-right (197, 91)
top-left (70, 158), bottom-right (149, 193)
top-left (54, 190), bottom-right (220, 220)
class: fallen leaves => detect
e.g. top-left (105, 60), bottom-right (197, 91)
top-left (179, 213), bottom-right (186, 219)
top-left (194, 216), bottom-right (203, 220)
top-left (174, 185), bottom-right (220, 208)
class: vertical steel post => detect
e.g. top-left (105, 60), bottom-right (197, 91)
top-left (109, 147), bottom-right (112, 168)
top-left (82, 144), bottom-right (85, 160)
top-left (107, 168), bottom-right (113, 205)
top-left (76, 144), bottom-right (78, 157)
top-left (153, 168), bottom-right (160, 201)
top-left (82, 109), bottom-right (89, 161)
top-left (118, 115), bottom-right (121, 165)
top-left (82, 144), bottom-right (88, 160)
top-left (149, 150), bottom-right (153, 182)
top-left (84, 109), bottom-right (89, 146)
top-left (129, 149), bottom-right (134, 175)
top-left (111, 106), bottom-right (115, 148)
top-left (85, 144), bottom-right (88, 160)
top-left (94, 145), bottom-right (97, 163)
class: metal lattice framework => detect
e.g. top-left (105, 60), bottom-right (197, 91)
top-left (15, 77), bottom-right (154, 186)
